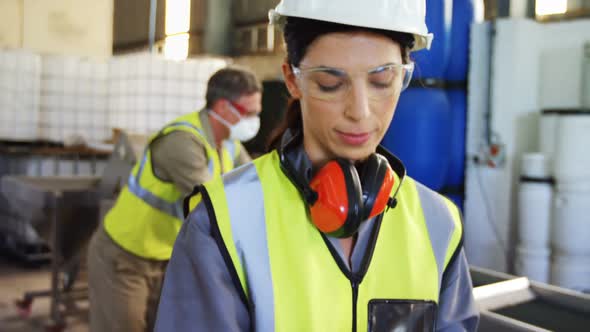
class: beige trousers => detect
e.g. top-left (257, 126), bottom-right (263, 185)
top-left (87, 226), bottom-right (167, 332)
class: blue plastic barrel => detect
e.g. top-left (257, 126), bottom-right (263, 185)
top-left (381, 87), bottom-right (452, 191)
top-left (445, 88), bottom-right (467, 187)
top-left (445, 0), bottom-right (480, 81)
top-left (412, 0), bottom-right (452, 79)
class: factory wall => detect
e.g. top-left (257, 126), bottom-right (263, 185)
top-left (23, 0), bottom-right (114, 58)
top-left (465, 18), bottom-right (590, 272)
top-left (113, 0), bottom-right (165, 52)
top-left (0, 0), bottom-right (114, 58)
top-left (0, 0), bottom-right (23, 49)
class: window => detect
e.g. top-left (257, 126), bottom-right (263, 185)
top-left (536, 0), bottom-right (568, 16)
top-left (164, 0), bottom-right (191, 60)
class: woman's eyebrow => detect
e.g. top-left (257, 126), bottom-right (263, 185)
top-left (310, 66), bottom-right (347, 76)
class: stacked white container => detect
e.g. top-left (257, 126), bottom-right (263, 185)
top-left (39, 56), bottom-right (109, 143)
top-left (549, 111), bottom-right (590, 293)
top-left (0, 50), bottom-right (41, 140)
top-left (516, 153), bottom-right (553, 283)
top-left (75, 59), bottom-right (109, 142)
top-left (107, 53), bottom-right (226, 136)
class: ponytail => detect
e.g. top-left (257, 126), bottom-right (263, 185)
top-left (266, 98), bottom-right (303, 151)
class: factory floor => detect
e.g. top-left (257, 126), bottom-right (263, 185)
top-left (0, 255), bottom-right (88, 332)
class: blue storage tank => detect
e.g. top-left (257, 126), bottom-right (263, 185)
top-left (444, 0), bottom-right (482, 81)
top-left (381, 87), bottom-right (452, 191)
top-left (412, 0), bottom-right (452, 79)
top-left (445, 88), bottom-right (467, 187)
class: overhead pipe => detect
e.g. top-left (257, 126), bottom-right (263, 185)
top-left (204, 0), bottom-right (233, 55)
top-left (149, 0), bottom-right (157, 52)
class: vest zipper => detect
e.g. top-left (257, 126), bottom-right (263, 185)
top-left (351, 277), bottom-right (360, 332)
top-left (319, 214), bottom-right (385, 332)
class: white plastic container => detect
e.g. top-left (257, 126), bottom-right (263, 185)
top-left (515, 246), bottom-right (551, 283)
top-left (551, 189), bottom-right (590, 255)
top-left (554, 112), bottom-right (590, 183)
top-left (551, 254), bottom-right (590, 292)
top-left (0, 50), bottom-right (41, 141)
top-left (555, 180), bottom-right (590, 194)
top-left (518, 180), bottom-right (553, 248)
top-left (521, 153), bottom-right (550, 179)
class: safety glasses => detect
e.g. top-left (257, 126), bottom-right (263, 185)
top-left (229, 101), bottom-right (252, 117)
top-left (292, 63), bottom-right (414, 102)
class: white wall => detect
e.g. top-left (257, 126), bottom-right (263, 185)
top-left (465, 18), bottom-right (590, 272)
top-left (0, 0), bottom-right (23, 48)
top-left (22, 0), bottom-right (114, 58)
top-left (539, 46), bottom-right (585, 109)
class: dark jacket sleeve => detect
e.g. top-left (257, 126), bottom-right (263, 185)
top-left (154, 202), bottom-right (250, 331)
top-left (436, 247), bottom-right (480, 331)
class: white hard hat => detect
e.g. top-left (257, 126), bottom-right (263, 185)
top-left (269, 0), bottom-right (433, 51)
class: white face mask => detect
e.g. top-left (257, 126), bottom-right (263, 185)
top-left (210, 104), bottom-right (260, 142)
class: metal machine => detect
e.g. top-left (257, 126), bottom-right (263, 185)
top-left (0, 133), bottom-right (137, 331)
top-left (472, 266), bottom-right (590, 331)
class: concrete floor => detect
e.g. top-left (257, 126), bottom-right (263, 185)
top-left (0, 256), bottom-right (88, 332)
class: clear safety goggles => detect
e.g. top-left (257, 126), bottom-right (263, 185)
top-left (292, 62), bottom-right (414, 102)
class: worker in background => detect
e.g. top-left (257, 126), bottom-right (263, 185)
top-left (155, 0), bottom-right (479, 331)
top-left (87, 66), bottom-right (262, 332)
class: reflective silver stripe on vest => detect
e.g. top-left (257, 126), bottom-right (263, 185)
top-left (208, 158), bottom-right (214, 174)
top-left (158, 121), bottom-right (203, 138)
top-left (415, 182), bottom-right (458, 289)
top-left (126, 121), bottom-right (204, 220)
top-left (222, 163), bottom-right (275, 332)
top-left (156, 121), bottom-right (214, 174)
top-left (127, 170), bottom-right (184, 219)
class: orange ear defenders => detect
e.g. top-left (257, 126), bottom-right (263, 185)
top-left (308, 154), bottom-right (395, 238)
top-left (279, 134), bottom-right (397, 238)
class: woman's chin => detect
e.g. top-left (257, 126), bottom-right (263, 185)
top-left (333, 145), bottom-right (376, 162)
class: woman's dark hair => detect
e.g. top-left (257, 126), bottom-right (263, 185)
top-left (267, 17), bottom-right (415, 151)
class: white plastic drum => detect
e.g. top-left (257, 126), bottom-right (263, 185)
top-left (551, 254), bottom-right (590, 292)
top-left (554, 112), bottom-right (590, 183)
top-left (551, 190), bottom-right (590, 255)
top-left (515, 246), bottom-right (550, 283)
top-left (518, 180), bottom-right (553, 248)
top-left (555, 180), bottom-right (590, 193)
top-left (521, 153), bottom-right (550, 178)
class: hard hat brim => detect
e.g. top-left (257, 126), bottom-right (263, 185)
top-left (268, 9), bottom-right (433, 51)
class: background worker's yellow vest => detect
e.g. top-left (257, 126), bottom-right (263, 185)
top-left (191, 151), bottom-right (463, 331)
top-left (105, 112), bottom-right (241, 260)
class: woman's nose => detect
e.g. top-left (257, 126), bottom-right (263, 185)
top-left (344, 81), bottom-right (371, 121)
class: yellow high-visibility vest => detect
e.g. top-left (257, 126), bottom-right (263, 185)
top-left (188, 150), bottom-right (462, 331)
top-left (105, 112), bottom-right (241, 260)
